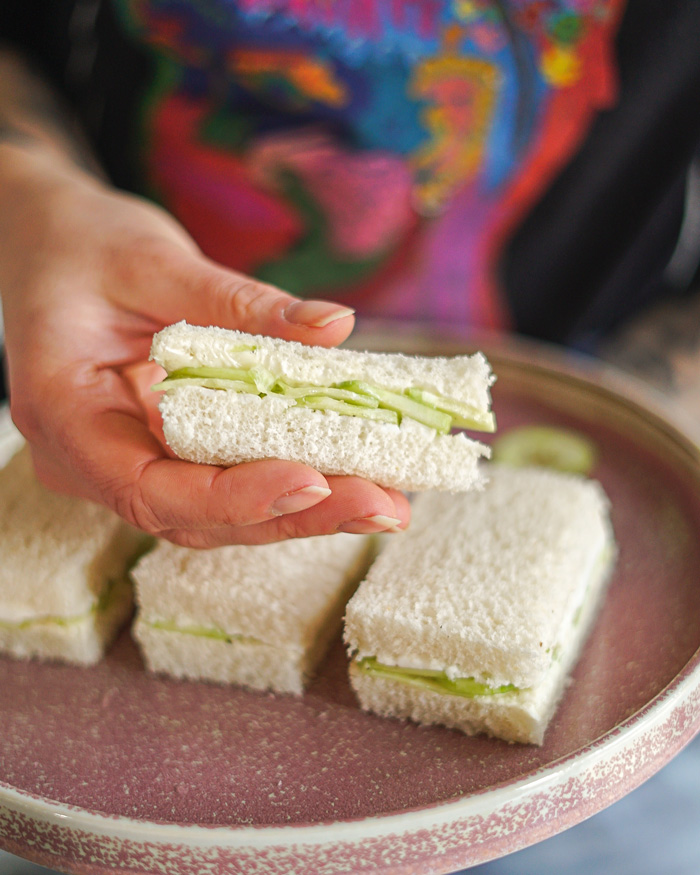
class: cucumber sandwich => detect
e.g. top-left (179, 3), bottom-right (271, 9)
top-left (344, 465), bottom-right (617, 744)
top-left (131, 532), bottom-right (375, 694)
top-left (0, 446), bottom-right (148, 665)
top-left (150, 322), bottom-right (495, 492)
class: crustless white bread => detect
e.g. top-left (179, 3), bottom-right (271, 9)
top-left (0, 446), bottom-right (147, 665)
top-left (150, 322), bottom-right (495, 492)
top-left (131, 532), bottom-right (375, 695)
top-left (344, 465), bottom-right (617, 744)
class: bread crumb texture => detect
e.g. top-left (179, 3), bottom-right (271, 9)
top-left (133, 533), bottom-right (372, 650)
top-left (160, 389), bottom-right (488, 492)
top-left (151, 322), bottom-right (494, 405)
top-left (345, 464), bottom-right (612, 689)
top-left (0, 447), bottom-right (133, 621)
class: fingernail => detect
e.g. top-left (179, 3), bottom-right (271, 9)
top-left (284, 300), bottom-right (355, 328)
top-left (270, 485), bottom-right (332, 516)
top-left (338, 515), bottom-right (404, 535)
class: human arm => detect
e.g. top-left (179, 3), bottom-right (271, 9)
top-left (0, 47), bottom-right (410, 547)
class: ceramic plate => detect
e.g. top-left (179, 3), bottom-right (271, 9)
top-left (2, 335), bottom-right (700, 875)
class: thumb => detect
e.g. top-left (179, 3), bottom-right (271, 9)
top-left (135, 242), bottom-right (356, 347)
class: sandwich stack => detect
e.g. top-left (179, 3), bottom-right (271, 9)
top-left (132, 533), bottom-right (375, 695)
top-left (0, 446), bottom-right (146, 665)
top-left (344, 465), bottom-right (616, 744)
top-left (150, 322), bottom-right (495, 493)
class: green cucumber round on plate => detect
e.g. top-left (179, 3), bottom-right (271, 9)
top-left (491, 425), bottom-right (597, 475)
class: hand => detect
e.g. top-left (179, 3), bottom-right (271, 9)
top-left (0, 149), bottom-right (410, 547)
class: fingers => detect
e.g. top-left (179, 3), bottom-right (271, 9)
top-left (174, 259), bottom-right (357, 348)
top-left (0, 179), bottom-right (399, 552)
top-left (97, 429), bottom-right (411, 547)
top-left (115, 240), bottom-right (356, 349)
top-left (20, 368), bottom-right (410, 548)
top-left (269, 478), bottom-right (411, 542)
top-left (128, 460), bottom-right (410, 548)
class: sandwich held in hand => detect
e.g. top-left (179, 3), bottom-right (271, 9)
top-left (131, 533), bottom-right (375, 695)
top-left (0, 447), bottom-right (147, 665)
top-left (344, 465), bottom-right (616, 745)
top-left (150, 322), bottom-right (495, 492)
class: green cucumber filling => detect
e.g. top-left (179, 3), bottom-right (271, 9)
top-left (356, 657), bottom-right (519, 697)
top-left (145, 619), bottom-right (261, 647)
top-left (152, 364), bottom-right (495, 434)
top-left (491, 425), bottom-right (596, 474)
top-left (355, 542), bottom-right (613, 700)
top-left (0, 575), bottom-right (131, 632)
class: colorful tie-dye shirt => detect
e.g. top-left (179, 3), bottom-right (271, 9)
top-left (115, 0), bottom-right (626, 333)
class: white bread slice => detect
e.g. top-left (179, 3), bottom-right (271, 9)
top-left (151, 321), bottom-right (494, 406)
top-left (344, 465), bottom-right (616, 744)
top-left (131, 532), bottom-right (375, 695)
top-left (0, 446), bottom-right (146, 665)
top-left (151, 322), bottom-right (494, 492)
top-left (158, 389), bottom-right (488, 492)
top-left (0, 577), bottom-right (133, 665)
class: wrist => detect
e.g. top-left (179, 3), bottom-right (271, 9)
top-left (0, 142), bottom-right (111, 301)
top-left (0, 136), bottom-right (106, 207)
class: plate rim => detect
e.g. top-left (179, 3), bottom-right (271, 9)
top-left (2, 341), bottom-right (700, 873)
top-left (2, 655), bottom-right (699, 841)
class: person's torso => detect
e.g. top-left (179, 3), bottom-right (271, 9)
top-left (114, 0), bottom-right (627, 334)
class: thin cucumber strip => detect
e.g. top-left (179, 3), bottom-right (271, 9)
top-left (272, 381), bottom-right (379, 407)
top-left (357, 657), bottom-right (518, 697)
top-left (0, 576), bottom-right (131, 630)
top-left (155, 366), bottom-right (492, 436)
top-left (146, 619), bottom-right (261, 646)
top-left (166, 364), bottom-right (276, 393)
top-left (168, 366), bottom-right (255, 382)
top-left (405, 387), bottom-right (496, 432)
top-left (152, 378), bottom-right (261, 393)
top-left (295, 396), bottom-right (399, 424)
top-left (337, 381), bottom-right (452, 433)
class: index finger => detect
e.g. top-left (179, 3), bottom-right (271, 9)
top-left (45, 370), bottom-right (408, 545)
top-left (72, 399), bottom-right (334, 536)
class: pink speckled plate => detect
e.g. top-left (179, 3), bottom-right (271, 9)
top-left (2, 334), bottom-right (700, 875)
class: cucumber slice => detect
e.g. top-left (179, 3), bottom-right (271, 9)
top-left (153, 366), bottom-right (490, 436)
top-left (248, 365), bottom-right (277, 392)
top-left (492, 425), bottom-right (596, 474)
top-left (356, 657), bottom-right (517, 697)
top-left (166, 365), bottom-right (276, 392)
top-left (151, 377), bottom-right (261, 393)
top-left (168, 366), bottom-right (254, 382)
top-left (405, 387), bottom-right (496, 432)
top-left (272, 380), bottom-right (379, 407)
top-left (295, 395), bottom-right (399, 424)
top-left (148, 620), bottom-right (238, 643)
top-left (337, 381), bottom-right (453, 433)
top-left (0, 614), bottom-right (86, 630)
top-left (146, 620), bottom-right (261, 646)
top-left (0, 575), bottom-right (133, 630)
